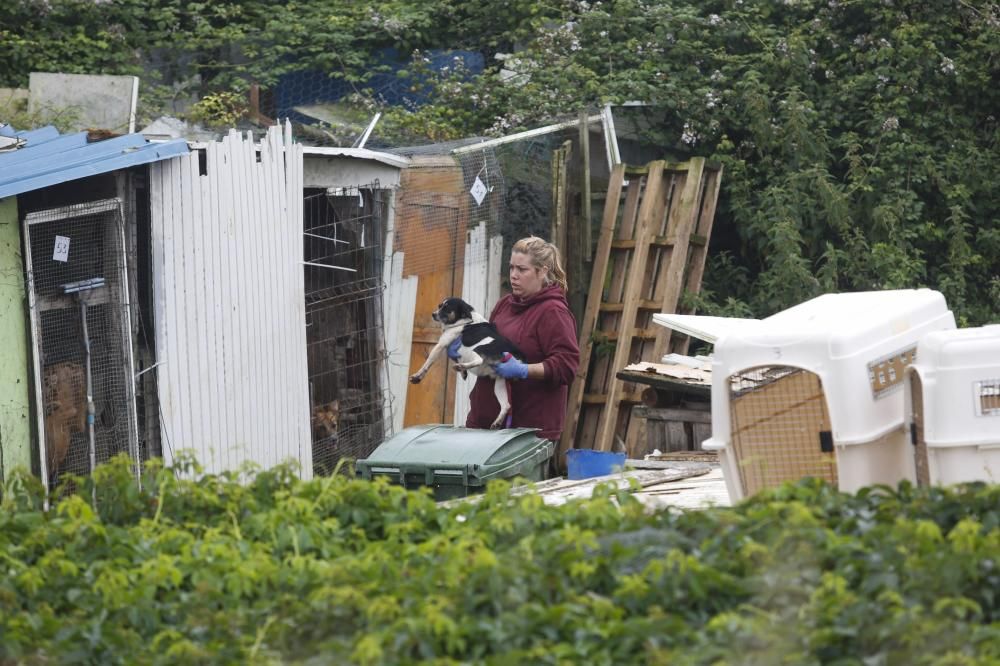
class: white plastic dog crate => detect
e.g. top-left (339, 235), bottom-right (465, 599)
top-left (905, 325), bottom-right (1000, 486)
top-left (689, 290), bottom-right (955, 501)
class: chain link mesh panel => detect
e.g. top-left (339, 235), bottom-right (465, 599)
top-left (24, 200), bottom-right (139, 488)
top-left (394, 121), bottom-right (605, 296)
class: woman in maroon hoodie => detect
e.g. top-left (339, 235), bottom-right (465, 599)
top-left (463, 236), bottom-right (580, 441)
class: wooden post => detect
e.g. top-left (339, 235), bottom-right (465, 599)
top-left (249, 83), bottom-right (260, 124)
top-left (579, 111), bottom-right (592, 261)
top-left (248, 83), bottom-right (276, 126)
top-left (550, 140), bottom-right (571, 254)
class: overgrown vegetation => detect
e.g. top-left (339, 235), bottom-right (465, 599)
top-left (1, 0), bottom-right (997, 323)
top-left (0, 454), bottom-right (997, 663)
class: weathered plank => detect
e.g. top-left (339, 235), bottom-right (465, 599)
top-left (673, 165), bottom-right (724, 355)
top-left (438, 464), bottom-right (711, 508)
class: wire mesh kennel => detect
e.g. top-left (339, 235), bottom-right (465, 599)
top-left (304, 184), bottom-right (388, 476)
top-left (24, 199), bottom-right (140, 488)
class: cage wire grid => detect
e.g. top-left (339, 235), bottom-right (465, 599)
top-left (480, 123), bottom-right (610, 303)
top-left (470, 130), bottom-right (588, 272)
top-left (395, 125), bottom-right (595, 292)
top-left (728, 366), bottom-right (838, 496)
top-left (24, 200), bottom-right (140, 488)
top-left (305, 185), bottom-right (390, 475)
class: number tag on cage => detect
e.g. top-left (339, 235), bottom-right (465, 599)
top-left (470, 176), bottom-right (488, 206)
top-left (53, 235), bottom-right (70, 262)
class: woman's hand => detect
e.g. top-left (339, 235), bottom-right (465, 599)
top-left (492, 353), bottom-right (529, 380)
top-left (447, 338), bottom-right (462, 361)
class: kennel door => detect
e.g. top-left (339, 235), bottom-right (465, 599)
top-left (24, 199), bottom-right (140, 487)
top-left (728, 366), bottom-right (838, 496)
top-left (909, 371), bottom-right (931, 486)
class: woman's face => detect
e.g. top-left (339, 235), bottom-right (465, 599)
top-left (509, 251), bottom-right (547, 298)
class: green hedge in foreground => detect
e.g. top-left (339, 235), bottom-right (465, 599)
top-left (1, 454), bottom-right (998, 665)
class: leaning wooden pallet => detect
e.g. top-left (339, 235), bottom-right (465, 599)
top-left (557, 163), bottom-right (631, 466)
top-left (666, 164), bottom-right (723, 357)
top-left (614, 158), bottom-right (718, 456)
top-left (559, 158), bottom-right (723, 461)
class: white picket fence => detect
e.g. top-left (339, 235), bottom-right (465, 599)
top-left (149, 124), bottom-right (312, 477)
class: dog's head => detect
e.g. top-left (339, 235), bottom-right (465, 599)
top-left (432, 297), bottom-right (475, 325)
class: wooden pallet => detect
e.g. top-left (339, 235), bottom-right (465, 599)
top-left (668, 165), bottom-right (723, 356)
top-left (559, 158), bottom-right (723, 460)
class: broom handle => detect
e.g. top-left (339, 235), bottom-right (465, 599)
top-left (81, 301), bottom-right (96, 479)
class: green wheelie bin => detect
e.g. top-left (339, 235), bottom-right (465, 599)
top-left (356, 425), bottom-right (553, 501)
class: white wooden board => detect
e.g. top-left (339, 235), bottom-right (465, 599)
top-left (453, 225), bottom-right (505, 426)
top-left (149, 124), bottom-right (312, 477)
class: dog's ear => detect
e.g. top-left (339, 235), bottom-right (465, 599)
top-left (454, 299), bottom-right (474, 320)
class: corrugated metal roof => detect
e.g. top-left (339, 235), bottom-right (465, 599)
top-left (301, 145), bottom-right (409, 169)
top-left (0, 125), bottom-right (189, 199)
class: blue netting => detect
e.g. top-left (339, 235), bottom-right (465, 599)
top-left (274, 48), bottom-right (484, 125)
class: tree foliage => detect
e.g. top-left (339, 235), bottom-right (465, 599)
top-left (1, 0), bottom-right (997, 322)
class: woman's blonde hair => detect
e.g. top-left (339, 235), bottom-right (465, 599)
top-left (511, 236), bottom-right (568, 292)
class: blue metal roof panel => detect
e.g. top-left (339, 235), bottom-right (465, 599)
top-left (15, 133), bottom-right (148, 172)
top-left (0, 126), bottom-right (189, 199)
top-left (15, 126), bottom-right (60, 143)
top-left (2, 132), bottom-right (90, 167)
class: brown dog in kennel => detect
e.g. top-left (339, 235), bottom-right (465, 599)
top-left (42, 361), bottom-right (87, 477)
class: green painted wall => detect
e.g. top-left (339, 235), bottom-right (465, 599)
top-left (0, 196), bottom-right (34, 482)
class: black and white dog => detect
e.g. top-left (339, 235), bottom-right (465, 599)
top-left (409, 297), bottom-right (524, 429)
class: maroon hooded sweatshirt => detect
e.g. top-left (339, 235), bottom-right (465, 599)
top-left (466, 284), bottom-right (580, 440)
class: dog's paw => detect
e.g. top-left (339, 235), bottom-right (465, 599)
top-left (409, 374), bottom-right (422, 384)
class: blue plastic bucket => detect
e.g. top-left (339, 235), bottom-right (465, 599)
top-left (566, 449), bottom-right (627, 480)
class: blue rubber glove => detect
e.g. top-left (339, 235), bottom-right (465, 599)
top-left (493, 353), bottom-right (529, 380)
top-left (447, 337), bottom-right (462, 361)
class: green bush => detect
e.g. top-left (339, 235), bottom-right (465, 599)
top-left (186, 91), bottom-right (249, 128)
top-left (1, 454), bottom-right (997, 664)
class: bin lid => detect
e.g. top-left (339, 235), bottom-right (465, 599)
top-left (356, 425), bottom-right (552, 485)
